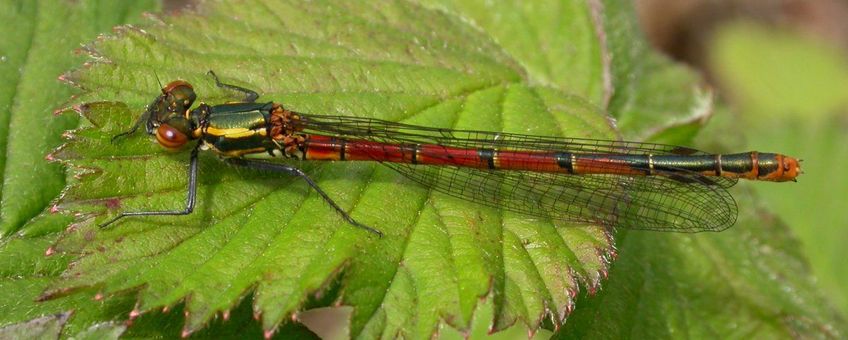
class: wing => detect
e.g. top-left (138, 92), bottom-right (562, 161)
top-left (382, 162), bottom-right (737, 232)
top-left (297, 114), bottom-right (738, 189)
top-left (297, 114), bottom-right (738, 231)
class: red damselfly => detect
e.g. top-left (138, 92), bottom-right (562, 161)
top-left (103, 71), bottom-right (801, 236)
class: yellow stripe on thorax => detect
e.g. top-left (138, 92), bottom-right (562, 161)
top-left (202, 127), bottom-right (267, 139)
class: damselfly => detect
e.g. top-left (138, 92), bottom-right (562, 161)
top-left (103, 72), bottom-right (801, 236)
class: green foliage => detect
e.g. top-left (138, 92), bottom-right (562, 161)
top-left (0, 0), bottom-right (159, 237)
top-left (0, 1), bottom-right (844, 339)
top-left (0, 1), bottom-right (162, 338)
top-left (49, 2), bottom-right (617, 337)
top-left (559, 189), bottom-right (843, 338)
top-left (710, 23), bottom-right (848, 323)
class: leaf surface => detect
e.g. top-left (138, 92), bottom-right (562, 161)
top-left (710, 24), bottom-right (848, 323)
top-left (0, 0), bottom-right (159, 237)
top-left (9, 0), bottom-right (841, 338)
top-left (558, 189), bottom-right (845, 338)
top-left (48, 0), bottom-right (617, 337)
top-left (0, 1), bottom-right (177, 338)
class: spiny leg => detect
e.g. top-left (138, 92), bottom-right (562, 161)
top-left (207, 70), bottom-right (259, 103)
top-left (225, 158), bottom-right (384, 237)
top-left (100, 143), bottom-right (201, 228)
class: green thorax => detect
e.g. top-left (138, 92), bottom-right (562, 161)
top-left (194, 102), bottom-right (278, 156)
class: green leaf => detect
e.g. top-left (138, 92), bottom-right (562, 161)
top-left (549, 22), bottom-right (848, 339)
top-left (600, 0), bottom-right (713, 143)
top-left (7, 0), bottom-right (840, 338)
top-left (47, 0), bottom-right (617, 337)
top-left (0, 211), bottom-right (139, 337)
top-left (0, 0), bottom-right (158, 237)
top-left (0, 0), bottom-right (174, 338)
top-left (416, 0), bottom-right (714, 143)
top-left (418, 0), bottom-right (606, 105)
top-left (69, 322), bottom-right (126, 340)
top-left (558, 189), bottom-right (845, 338)
top-left (710, 24), bottom-right (848, 322)
top-left (0, 0), bottom-right (290, 337)
top-left (0, 210), bottom-right (319, 338)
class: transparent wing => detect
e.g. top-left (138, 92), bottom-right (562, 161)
top-left (298, 114), bottom-right (739, 231)
top-left (383, 162), bottom-right (737, 231)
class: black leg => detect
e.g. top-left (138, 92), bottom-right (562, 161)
top-left (100, 144), bottom-right (201, 228)
top-left (207, 70), bottom-right (259, 103)
top-left (111, 109), bottom-right (151, 143)
top-left (225, 158), bottom-right (383, 237)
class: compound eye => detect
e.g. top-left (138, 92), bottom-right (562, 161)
top-left (155, 124), bottom-right (188, 149)
top-left (162, 80), bottom-right (197, 107)
top-left (163, 80), bottom-right (192, 93)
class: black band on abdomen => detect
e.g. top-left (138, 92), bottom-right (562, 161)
top-left (556, 152), bottom-right (574, 173)
top-left (478, 148), bottom-right (496, 169)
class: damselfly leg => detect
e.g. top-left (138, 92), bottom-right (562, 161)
top-left (100, 144), bottom-right (201, 228)
top-left (207, 70), bottom-right (258, 103)
top-left (225, 158), bottom-right (383, 236)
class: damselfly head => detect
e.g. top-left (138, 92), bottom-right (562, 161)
top-left (140, 80), bottom-right (198, 150)
top-left (161, 80), bottom-right (197, 107)
top-left (145, 81), bottom-right (196, 127)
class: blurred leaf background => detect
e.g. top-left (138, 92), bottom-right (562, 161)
top-left (710, 24), bottom-right (848, 322)
top-left (639, 0), bottom-right (848, 333)
top-left (638, 0), bottom-right (848, 322)
top-left (0, 0), bottom-right (846, 338)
